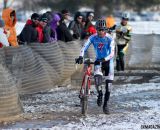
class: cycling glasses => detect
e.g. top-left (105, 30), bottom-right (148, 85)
top-left (97, 28), bottom-right (106, 31)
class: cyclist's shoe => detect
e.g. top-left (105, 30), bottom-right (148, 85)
top-left (103, 92), bottom-right (110, 114)
top-left (97, 90), bottom-right (103, 106)
top-left (103, 103), bottom-right (110, 114)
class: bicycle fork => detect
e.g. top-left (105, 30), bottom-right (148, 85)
top-left (80, 75), bottom-right (91, 98)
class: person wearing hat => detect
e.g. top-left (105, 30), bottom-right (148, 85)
top-left (86, 12), bottom-right (94, 22)
top-left (68, 11), bottom-right (83, 39)
top-left (81, 12), bottom-right (96, 39)
top-left (36, 13), bottom-right (49, 43)
top-left (49, 13), bottom-right (61, 42)
top-left (2, 8), bottom-right (18, 47)
top-left (42, 12), bottom-right (59, 43)
top-left (61, 9), bottom-right (70, 26)
top-left (115, 12), bottom-right (132, 71)
top-left (18, 13), bottom-right (40, 44)
top-left (56, 13), bottom-right (73, 42)
top-left (0, 18), bottom-right (9, 48)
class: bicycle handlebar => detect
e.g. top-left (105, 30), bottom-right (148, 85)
top-left (83, 58), bottom-right (94, 65)
top-left (75, 58), bottom-right (106, 65)
top-left (75, 58), bottom-right (94, 65)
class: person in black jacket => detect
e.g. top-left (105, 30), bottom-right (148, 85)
top-left (56, 13), bottom-right (73, 42)
top-left (18, 13), bottom-right (39, 44)
top-left (68, 11), bottom-right (83, 40)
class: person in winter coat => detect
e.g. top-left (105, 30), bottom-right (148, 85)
top-left (61, 9), bottom-right (71, 27)
top-left (56, 13), bottom-right (73, 42)
top-left (42, 12), bottom-right (55, 43)
top-left (68, 12), bottom-right (83, 40)
top-left (106, 14), bottom-right (115, 29)
top-left (81, 12), bottom-right (96, 39)
top-left (36, 14), bottom-right (49, 43)
top-left (0, 18), bottom-right (9, 48)
top-left (18, 13), bottom-right (40, 44)
top-left (115, 12), bottom-right (132, 71)
top-left (2, 8), bottom-right (18, 47)
top-left (50, 13), bottom-right (61, 42)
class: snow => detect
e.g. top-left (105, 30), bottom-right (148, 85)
top-left (3, 76), bottom-right (159, 130)
top-left (49, 83), bottom-right (160, 130)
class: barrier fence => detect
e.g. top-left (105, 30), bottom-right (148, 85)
top-left (0, 34), bottom-right (160, 118)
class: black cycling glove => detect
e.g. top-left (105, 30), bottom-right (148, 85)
top-left (75, 56), bottom-right (83, 64)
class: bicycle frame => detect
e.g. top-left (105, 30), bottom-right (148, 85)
top-left (76, 59), bottom-right (94, 115)
top-left (80, 63), bottom-right (92, 97)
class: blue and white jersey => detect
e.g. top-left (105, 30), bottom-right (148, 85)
top-left (80, 33), bottom-right (115, 61)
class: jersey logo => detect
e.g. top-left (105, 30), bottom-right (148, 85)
top-left (98, 43), bottom-right (104, 52)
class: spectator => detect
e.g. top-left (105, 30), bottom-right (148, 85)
top-left (106, 14), bottom-right (116, 33)
top-left (115, 12), bottom-right (132, 71)
top-left (0, 18), bottom-right (9, 48)
top-left (81, 12), bottom-right (96, 39)
top-left (41, 13), bottom-right (54, 43)
top-left (106, 14), bottom-right (115, 29)
top-left (50, 13), bottom-right (61, 42)
top-left (18, 13), bottom-right (40, 44)
top-left (36, 14), bottom-right (48, 43)
top-left (56, 13), bottom-right (73, 42)
top-left (2, 8), bottom-right (18, 47)
top-left (45, 11), bottom-right (53, 25)
top-left (61, 9), bottom-right (71, 26)
top-left (81, 17), bottom-right (86, 28)
top-left (68, 11), bottom-right (83, 39)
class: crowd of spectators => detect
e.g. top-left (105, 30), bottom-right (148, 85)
top-left (0, 8), bottom-right (98, 47)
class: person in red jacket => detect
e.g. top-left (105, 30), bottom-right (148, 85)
top-left (36, 14), bottom-right (48, 43)
top-left (81, 12), bottom-right (96, 39)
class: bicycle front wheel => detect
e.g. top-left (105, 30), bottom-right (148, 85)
top-left (81, 76), bottom-right (89, 116)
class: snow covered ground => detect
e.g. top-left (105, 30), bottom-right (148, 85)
top-left (1, 69), bottom-right (160, 130)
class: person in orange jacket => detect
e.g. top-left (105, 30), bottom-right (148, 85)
top-left (106, 14), bottom-right (115, 28)
top-left (2, 8), bottom-right (18, 47)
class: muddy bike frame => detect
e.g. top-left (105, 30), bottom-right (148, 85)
top-left (75, 58), bottom-right (105, 115)
top-left (78, 58), bottom-right (94, 116)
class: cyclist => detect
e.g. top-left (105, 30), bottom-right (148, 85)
top-left (76, 19), bottom-right (115, 114)
top-left (115, 12), bottom-right (132, 71)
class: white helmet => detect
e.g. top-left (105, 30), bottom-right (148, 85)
top-left (122, 12), bottom-right (130, 20)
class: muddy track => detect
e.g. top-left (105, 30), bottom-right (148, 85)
top-left (1, 69), bottom-right (160, 129)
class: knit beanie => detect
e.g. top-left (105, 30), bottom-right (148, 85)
top-left (39, 13), bottom-right (48, 23)
top-left (31, 13), bottom-right (40, 20)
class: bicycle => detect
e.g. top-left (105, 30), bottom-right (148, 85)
top-left (75, 58), bottom-right (94, 116)
top-left (75, 58), bottom-right (110, 115)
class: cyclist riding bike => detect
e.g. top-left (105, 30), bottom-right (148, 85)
top-left (76, 19), bottom-right (115, 114)
top-left (115, 12), bottom-right (132, 71)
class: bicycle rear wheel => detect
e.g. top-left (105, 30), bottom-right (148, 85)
top-left (81, 77), bottom-right (89, 116)
top-left (81, 96), bottom-right (88, 116)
